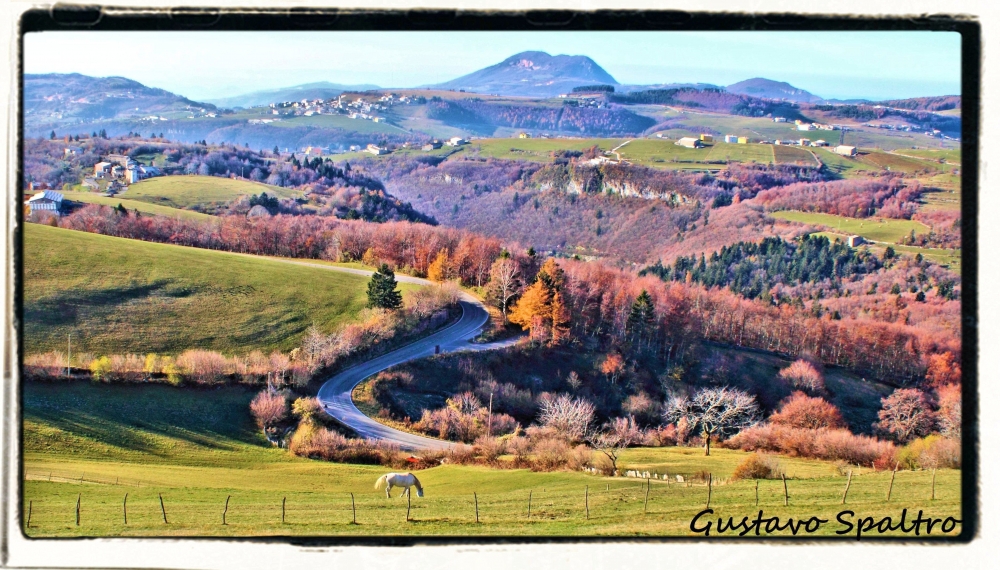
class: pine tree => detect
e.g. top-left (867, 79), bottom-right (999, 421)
top-left (366, 264), bottom-right (403, 310)
top-left (626, 289), bottom-right (655, 349)
top-left (49, 130), bottom-right (56, 140)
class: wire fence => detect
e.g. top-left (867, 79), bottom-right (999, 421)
top-left (22, 467), bottom-right (959, 535)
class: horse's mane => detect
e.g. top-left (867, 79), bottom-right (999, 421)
top-left (410, 473), bottom-right (422, 490)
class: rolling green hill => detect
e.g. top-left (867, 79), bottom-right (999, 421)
top-left (23, 224), bottom-right (414, 355)
top-left (123, 175), bottom-right (301, 212)
top-left (62, 191), bottom-right (214, 221)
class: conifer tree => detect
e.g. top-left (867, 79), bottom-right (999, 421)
top-left (366, 264), bottom-right (403, 310)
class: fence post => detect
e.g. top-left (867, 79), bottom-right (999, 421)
top-left (585, 486), bottom-right (589, 520)
top-left (754, 479), bottom-right (759, 506)
top-left (887, 463), bottom-right (898, 502)
top-left (351, 493), bottom-right (357, 524)
top-left (27, 501), bottom-right (32, 529)
top-left (123, 493), bottom-right (128, 525)
top-left (407, 490), bottom-right (411, 522)
top-left (931, 469), bottom-right (937, 500)
top-left (781, 474), bottom-right (788, 506)
top-left (474, 492), bottom-right (479, 523)
top-left (159, 493), bottom-right (168, 524)
top-left (706, 474), bottom-right (712, 508)
top-left (841, 470), bottom-right (853, 505)
top-left (76, 494), bottom-right (81, 526)
top-left (527, 490), bottom-right (532, 519)
top-left (644, 478), bottom-right (650, 513)
top-left (223, 495), bottom-right (230, 525)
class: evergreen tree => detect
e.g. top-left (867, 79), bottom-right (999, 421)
top-left (626, 290), bottom-right (656, 349)
top-left (366, 264), bottom-right (403, 310)
top-left (49, 130), bottom-right (56, 140)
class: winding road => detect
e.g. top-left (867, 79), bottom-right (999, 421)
top-left (309, 269), bottom-right (517, 451)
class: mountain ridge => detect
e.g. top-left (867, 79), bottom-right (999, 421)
top-left (428, 51), bottom-right (619, 98)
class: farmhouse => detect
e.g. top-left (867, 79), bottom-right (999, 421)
top-left (93, 161), bottom-right (111, 176)
top-left (365, 144), bottom-right (389, 155)
top-left (797, 123), bottom-right (816, 131)
top-left (25, 190), bottom-right (64, 214)
top-left (798, 138), bottom-right (811, 146)
top-left (445, 137), bottom-right (468, 147)
top-left (422, 141), bottom-right (443, 151)
top-left (699, 134), bottom-right (714, 142)
top-left (675, 137), bottom-right (703, 149)
top-left (518, 132), bottom-right (531, 139)
top-left (724, 135), bottom-right (739, 143)
top-left (847, 235), bottom-right (865, 247)
top-left (835, 145), bottom-right (857, 156)
top-left (812, 140), bottom-right (829, 147)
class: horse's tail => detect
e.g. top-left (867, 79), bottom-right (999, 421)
top-left (374, 474), bottom-right (388, 490)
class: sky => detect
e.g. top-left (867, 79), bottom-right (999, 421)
top-left (24, 31), bottom-right (961, 101)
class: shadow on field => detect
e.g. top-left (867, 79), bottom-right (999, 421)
top-left (24, 279), bottom-right (190, 326)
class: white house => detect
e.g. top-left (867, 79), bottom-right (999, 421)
top-left (847, 235), bottom-right (865, 247)
top-left (835, 145), bottom-right (857, 156)
top-left (675, 137), bottom-right (703, 149)
top-left (64, 146), bottom-right (83, 156)
top-left (812, 140), bottom-right (829, 147)
top-left (445, 137), bottom-right (467, 147)
top-left (93, 161), bottom-right (111, 176)
top-left (365, 144), bottom-right (389, 155)
top-left (26, 190), bottom-right (64, 214)
top-left (773, 117), bottom-right (788, 123)
top-left (724, 135), bottom-right (739, 143)
top-left (797, 123), bottom-right (816, 131)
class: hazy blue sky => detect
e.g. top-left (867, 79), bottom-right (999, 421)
top-left (24, 31), bottom-right (961, 101)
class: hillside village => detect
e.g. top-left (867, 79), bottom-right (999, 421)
top-left (83, 153), bottom-right (160, 195)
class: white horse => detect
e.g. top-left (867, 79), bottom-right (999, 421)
top-left (375, 472), bottom-right (424, 498)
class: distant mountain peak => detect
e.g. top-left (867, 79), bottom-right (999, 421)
top-left (428, 51), bottom-right (618, 97)
top-left (726, 77), bottom-right (823, 103)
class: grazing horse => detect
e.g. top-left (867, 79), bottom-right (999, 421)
top-left (375, 472), bottom-right (424, 498)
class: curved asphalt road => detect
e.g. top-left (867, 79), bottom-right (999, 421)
top-left (309, 270), bottom-right (517, 451)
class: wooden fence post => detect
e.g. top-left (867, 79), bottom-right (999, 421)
top-left (527, 490), bottom-right (532, 519)
top-left (644, 478), bottom-right (650, 513)
top-left (27, 501), bottom-right (32, 529)
top-left (887, 463), bottom-right (898, 502)
top-left (931, 469), bottom-right (937, 500)
top-left (841, 470), bottom-right (853, 505)
top-left (706, 474), bottom-right (712, 508)
top-left (585, 486), bottom-right (589, 520)
top-left (123, 493), bottom-right (128, 525)
top-left (351, 493), bottom-right (357, 524)
top-left (755, 479), bottom-right (759, 506)
top-left (75, 494), bottom-right (81, 526)
top-left (474, 492), bottom-right (479, 523)
top-left (223, 495), bottom-right (230, 525)
top-left (282, 497), bottom-right (286, 524)
top-left (159, 493), bottom-right (168, 524)
top-left (407, 490), bottom-right (411, 522)
top-left (781, 474), bottom-right (788, 506)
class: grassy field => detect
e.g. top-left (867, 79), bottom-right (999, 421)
top-left (61, 191), bottom-right (213, 221)
top-left (22, 224), bottom-right (418, 355)
top-left (768, 210), bottom-right (929, 244)
top-left (891, 148), bottom-right (961, 164)
top-left (124, 175), bottom-right (301, 211)
top-left (21, 380), bottom-right (962, 538)
top-left (704, 142), bottom-right (774, 164)
top-left (469, 138), bottom-right (624, 162)
top-left (772, 145), bottom-right (819, 166)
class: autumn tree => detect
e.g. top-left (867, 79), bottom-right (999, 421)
top-left (874, 388), bottom-right (936, 443)
top-left (250, 389), bottom-right (288, 430)
top-left (925, 352), bottom-right (961, 388)
top-left (366, 263), bottom-right (403, 310)
top-left (486, 253), bottom-right (521, 320)
top-left (778, 359), bottom-right (825, 393)
top-left (550, 291), bottom-right (571, 344)
top-left (426, 249), bottom-right (453, 283)
top-left (664, 387), bottom-right (760, 456)
top-left (600, 353), bottom-right (625, 384)
top-left (769, 391), bottom-right (845, 429)
top-left (936, 384), bottom-right (961, 440)
top-left (509, 258), bottom-right (564, 343)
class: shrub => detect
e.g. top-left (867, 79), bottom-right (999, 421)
top-left (530, 437), bottom-right (571, 471)
top-left (176, 349), bottom-right (231, 384)
top-left (644, 424), bottom-right (679, 447)
top-left (936, 384), bottom-right (961, 440)
top-left (874, 388), bottom-right (936, 443)
top-left (623, 392), bottom-right (662, 426)
top-left (472, 436), bottom-right (507, 464)
top-left (778, 359), bottom-right (825, 393)
top-left (537, 394), bottom-right (596, 442)
top-left (725, 424), bottom-right (897, 468)
top-left (732, 453), bottom-right (784, 480)
top-left (250, 390), bottom-right (289, 429)
top-left (291, 397), bottom-right (323, 423)
top-left (896, 435), bottom-right (961, 470)
top-left (769, 391), bottom-right (845, 429)
top-left (288, 423), bottom-right (398, 464)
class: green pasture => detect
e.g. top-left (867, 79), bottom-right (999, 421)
top-left (61, 191), bottom-right (213, 221)
top-left (768, 210), bottom-right (929, 244)
top-left (704, 142), bottom-right (775, 164)
top-left (21, 381), bottom-right (962, 538)
top-left (124, 175), bottom-right (300, 211)
top-left (809, 230), bottom-right (960, 274)
top-left (22, 224), bottom-right (414, 355)
top-left (892, 148), bottom-right (961, 165)
top-left (773, 145), bottom-right (818, 166)
top-left (470, 138), bottom-right (624, 162)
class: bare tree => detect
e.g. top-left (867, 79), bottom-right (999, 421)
top-left (587, 416), bottom-right (643, 475)
top-left (250, 389), bottom-right (288, 430)
top-left (874, 388), bottom-right (936, 443)
top-left (664, 387), bottom-right (760, 456)
top-left (538, 394), bottom-right (595, 442)
top-left (487, 256), bottom-right (521, 321)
